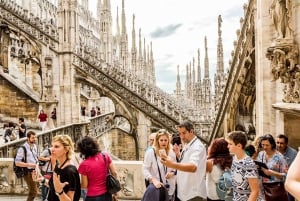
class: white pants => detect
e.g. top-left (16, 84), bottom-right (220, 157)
top-left (40, 121), bottom-right (47, 131)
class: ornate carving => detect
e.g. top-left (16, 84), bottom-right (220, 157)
top-left (238, 74), bottom-right (256, 115)
top-left (0, 165), bottom-right (9, 193)
top-left (75, 57), bottom-right (183, 132)
top-left (117, 167), bottom-right (134, 196)
top-left (266, 40), bottom-right (299, 102)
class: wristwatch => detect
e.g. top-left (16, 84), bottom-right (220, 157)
top-left (55, 190), bottom-right (64, 196)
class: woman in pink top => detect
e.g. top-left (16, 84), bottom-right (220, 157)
top-left (77, 136), bottom-right (118, 201)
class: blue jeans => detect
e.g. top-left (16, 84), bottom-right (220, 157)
top-left (41, 184), bottom-right (49, 201)
top-left (85, 192), bottom-right (112, 201)
top-left (81, 189), bottom-right (87, 200)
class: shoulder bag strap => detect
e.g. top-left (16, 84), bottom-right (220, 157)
top-left (29, 145), bottom-right (38, 163)
top-left (45, 159), bottom-right (51, 172)
top-left (22, 146), bottom-right (27, 163)
top-left (102, 153), bottom-right (109, 174)
top-left (153, 148), bottom-right (163, 183)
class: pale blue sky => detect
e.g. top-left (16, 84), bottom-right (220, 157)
top-left (89, 0), bottom-right (246, 93)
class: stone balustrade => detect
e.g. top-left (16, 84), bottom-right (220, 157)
top-left (0, 158), bottom-right (145, 200)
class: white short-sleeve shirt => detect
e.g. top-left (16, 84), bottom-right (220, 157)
top-left (177, 137), bottom-right (207, 200)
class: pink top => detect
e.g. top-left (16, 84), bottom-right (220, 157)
top-left (78, 153), bottom-right (111, 196)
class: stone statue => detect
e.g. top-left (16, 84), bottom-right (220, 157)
top-left (271, 49), bottom-right (288, 82)
top-left (269, 0), bottom-right (292, 39)
top-left (0, 21), bottom-right (10, 71)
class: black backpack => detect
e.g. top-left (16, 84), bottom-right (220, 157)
top-left (13, 146), bottom-right (28, 178)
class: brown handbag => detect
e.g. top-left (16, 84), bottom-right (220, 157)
top-left (262, 182), bottom-right (288, 201)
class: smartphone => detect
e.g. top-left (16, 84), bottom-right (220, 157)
top-left (54, 161), bottom-right (61, 175)
top-left (159, 149), bottom-right (167, 157)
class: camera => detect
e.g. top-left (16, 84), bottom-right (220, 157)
top-left (165, 183), bottom-right (170, 190)
top-left (171, 134), bottom-right (181, 145)
top-left (38, 160), bottom-right (46, 166)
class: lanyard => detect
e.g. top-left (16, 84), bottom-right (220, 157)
top-left (29, 145), bottom-right (38, 163)
top-left (179, 137), bottom-right (197, 162)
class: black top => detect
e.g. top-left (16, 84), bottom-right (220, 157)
top-left (47, 165), bottom-right (81, 201)
top-left (4, 129), bottom-right (11, 143)
top-left (19, 124), bottom-right (26, 138)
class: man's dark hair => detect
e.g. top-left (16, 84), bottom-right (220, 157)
top-left (27, 131), bottom-right (36, 138)
top-left (276, 134), bottom-right (288, 144)
top-left (227, 131), bottom-right (248, 149)
top-left (178, 120), bottom-right (194, 132)
top-left (8, 122), bottom-right (15, 128)
top-left (19, 117), bottom-right (24, 122)
top-left (235, 124), bottom-right (245, 132)
top-left (245, 145), bottom-right (256, 157)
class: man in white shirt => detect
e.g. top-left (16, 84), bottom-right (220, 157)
top-left (161, 121), bottom-right (206, 201)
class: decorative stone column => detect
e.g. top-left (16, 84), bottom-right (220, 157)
top-left (256, 0), bottom-right (279, 135)
top-left (263, 0), bottom-right (300, 139)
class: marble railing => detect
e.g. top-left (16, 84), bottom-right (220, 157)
top-left (0, 112), bottom-right (145, 199)
top-left (0, 123), bottom-right (88, 158)
top-left (0, 113), bottom-right (114, 158)
top-left (0, 158), bottom-right (145, 200)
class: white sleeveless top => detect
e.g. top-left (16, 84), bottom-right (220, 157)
top-left (206, 164), bottom-right (223, 200)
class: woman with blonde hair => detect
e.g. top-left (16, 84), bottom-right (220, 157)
top-left (142, 129), bottom-right (177, 201)
top-left (43, 135), bottom-right (81, 201)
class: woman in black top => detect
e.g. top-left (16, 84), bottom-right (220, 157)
top-left (39, 135), bottom-right (81, 201)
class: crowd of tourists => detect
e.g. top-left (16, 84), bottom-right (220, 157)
top-left (1, 108), bottom-right (57, 144)
top-left (11, 119), bottom-right (300, 201)
top-left (14, 132), bottom-right (118, 201)
top-left (141, 121), bottom-right (300, 201)
top-left (1, 117), bottom-right (27, 143)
